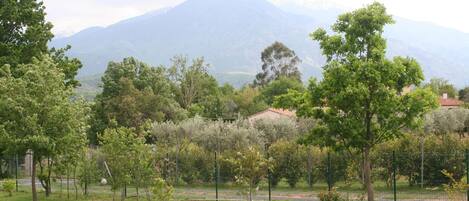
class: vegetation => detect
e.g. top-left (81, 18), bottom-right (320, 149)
top-left (276, 3), bottom-right (438, 201)
top-left (254, 41), bottom-right (302, 87)
top-left (1, 1), bottom-right (469, 201)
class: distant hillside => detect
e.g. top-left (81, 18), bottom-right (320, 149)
top-left (54, 0), bottom-right (469, 90)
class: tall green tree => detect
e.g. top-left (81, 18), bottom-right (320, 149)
top-left (424, 78), bottom-right (458, 98)
top-left (275, 3), bottom-right (438, 200)
top-left (254, 41), bottom-right (302, 87)
top-left (260, 76), bottom-right (304, 105)
top-left (0, 1), bottom-right (82, 86)
top-left (459, 87), bottom-right (469, 102)
top-left (0, 56), bottom-right (89, 201)
top-left (168, 55), bottom-right (221, 116)
top-left (90, 57), bottom-right (185, 143)
top-left (0, 0), bottom-right (53, 67)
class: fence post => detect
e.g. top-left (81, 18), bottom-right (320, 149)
top-left (215, 151), bottom-right (219, 201)
top-left (266, 144), bottom-right (271, 201)
top-left (327, 151), bottom-right (332, 191)
top-left (466, 149), bottom-right (469, 201)
top-left (393, 151), bottom-right (397, 201)
top-left (15, 154), bottom-right (18, 192)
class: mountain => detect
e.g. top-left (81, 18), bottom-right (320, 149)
top-left (53, 0), bottom-right (469, 89)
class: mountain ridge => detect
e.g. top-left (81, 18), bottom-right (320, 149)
top-left (53, 0), bottom-right (469, 88)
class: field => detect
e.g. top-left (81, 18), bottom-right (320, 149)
top-left (0, 179), bottom-right (459, 201)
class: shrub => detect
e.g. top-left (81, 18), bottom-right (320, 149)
top-left (2, 179), bottom-right (15, 196)
top-left (152, 178), bottom-right (174, 201)
top-left (318, 190), bottom-right (345, 201)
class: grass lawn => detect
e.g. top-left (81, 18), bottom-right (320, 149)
top-left (0, 179), bottom-right (458, 201)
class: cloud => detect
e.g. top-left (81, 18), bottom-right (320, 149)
top-left (43, 0), bottom-right (184, 37)
top-left (43, 0), bottom-right (469, 37)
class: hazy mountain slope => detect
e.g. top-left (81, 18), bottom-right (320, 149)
top-left (54, 0), bottom-right (469, 89)
top-left (52, 0), bottom-right (324, 83)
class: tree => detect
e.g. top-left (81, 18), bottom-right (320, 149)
top-left (100, 127), bottom-right (147, 201)
top-left (91, 57), bottom-right (185, 143)
top-left (459, 87), bottom-right (469, 102)
top-left (275, 3), bottom-right (438, 201)
top-left (254, 41), bottom-right (302, 87)
top-left (0, 1), bottom-right (82, 86)
top-left (233, 86), bottom-right (268, 116)
top-left (0, 0), bottom-right (53, 68)
top-left (424, 78), bottom-right (458, 98)
top-left (260, 76), bottom-right (304, 105)
top-left (268, 140), bottom-right (304, 187)
top-left (169, 55), bottom-right (219, 109)
top-left (0, 56), bottom-right (89, 201)
top-left (230, 147), bottom-right (268, 201)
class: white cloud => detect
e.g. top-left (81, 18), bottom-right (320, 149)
top-left (43, 0), bottom-right (184, 37)
top-left (43, 0), bottom-right (469, 37)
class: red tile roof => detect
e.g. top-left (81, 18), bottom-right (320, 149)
top-left (267, 108), bottom-right (296, 117)
top-left (439, 98), bottom-right (463, 107)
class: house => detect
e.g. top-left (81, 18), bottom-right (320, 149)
top-left (440, 93), bottom-right (463, 109)
top-left (247, 108), bottom-right (296, 124)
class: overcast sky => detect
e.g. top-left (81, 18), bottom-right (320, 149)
top-left (43, 0), bottom-right (469, 37)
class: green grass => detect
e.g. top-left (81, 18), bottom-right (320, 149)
top-left (0, 179), bottom-right (459, 201)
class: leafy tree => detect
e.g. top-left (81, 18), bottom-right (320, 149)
top-left (459, 87), bottom-right (469, 102)
top-left (275, 3), bottom-right (438, 200)
top-left (233, 86), bottom-right (268, 116)
top-left (2, 179), bottom-right (15, 196)
top-left (269, 140), bottom-right (304, 187)
top-left (151, 178), bottom-right (174, 201)
top-left (253, 118), bottom-right (298, 146)
top-left (91, 57), bottom-right (185, 143)
top-left (230, 147), bottom-right (268, 201)
top-left (0, 1), bottom-right (82, 86)
top-left (49, 45), bottom-right (83, 87)
top-left (0, 56), bottom-right (89, 201)
top-left (100, 127), bottom-right (150, 200)
top-left (169, 55), bottom-right (220, 112)
top-left (254, 41), bottom-right (302, 87)
top-left (0, 0), bottom-right (53, 68)
top-left (260, 76), bottom-right (304, 105)
top-left (424, 78), bottom-right (458, 98)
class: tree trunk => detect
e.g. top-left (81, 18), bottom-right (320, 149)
top-left (32, 153), bottom-right (38, 201)
top-left (74, 168), bottom-right (78, 200)
top-left (249, 182), bottom-right (253, 201)
top-left (364, 147), bottom-right (374, 201)
top-left (136, 186), bottom-right (139, 201)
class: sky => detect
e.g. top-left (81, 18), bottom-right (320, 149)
top-left (43, 0), bottom-right (469, 37)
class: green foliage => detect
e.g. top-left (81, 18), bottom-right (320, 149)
top-left (459, 87), bottom-right (469, 102)
top-left (152, 178), bottom-right (174, 201)
top-left (318, 190), bottom-right (346, 201)
top-left (260, 76), bottom-right (304, 105)
top-left (0, 55), bottom-right (89, 200)
top-left (229, 146), bottom-right (268, 201)
top-left (233, 86), bottom-right (268, 116)
top-left (424, 108), bottom-right (469, 136)
top-left (2, 179), bottom-right (15, 196)
top-left (99, 127), bottom-right (153, 192)
top-left (374, 133), bottom-right (469, 186)
top-left (268, 140), bottom-right (304, 187)
top-left (91, 57), bottom-right (185, 144)
top-left (0, 0), bottom-right (53, 67)
top-left (276, 3), bottom-right (439, 200)
top-left (424, 78), bottom-right (458, 98)
top-left (254, 41), bottom-right (302, 87)
top-left (442, 170), bottom-right (469, 201)
top-left (253, 117), bottom-right (298, 146)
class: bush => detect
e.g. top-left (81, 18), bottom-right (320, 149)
top-left (2, 179), bottom-right (15, 196)
top-left (152, 178), bottom-right (173, 201)
top-left (318, 190), bottom-right (345, 201)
